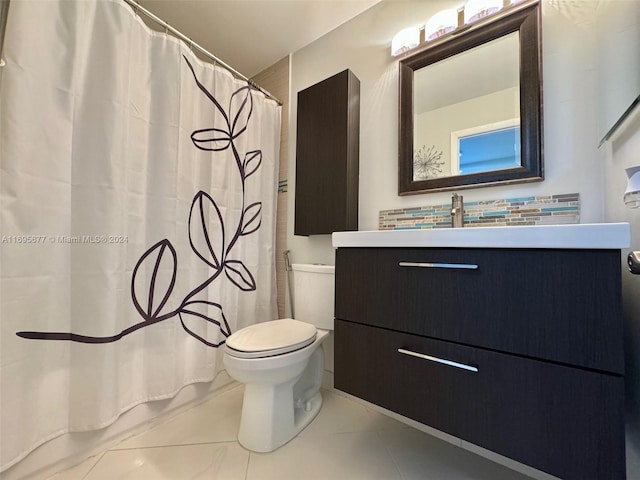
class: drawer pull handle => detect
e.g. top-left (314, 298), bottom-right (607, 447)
top-left (399, 262), bottom-right (478, 270)
top-left (397, 348), bottom-right (478, 373)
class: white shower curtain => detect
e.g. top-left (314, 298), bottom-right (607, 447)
top-left (0, 0), bottom-right (280, 471)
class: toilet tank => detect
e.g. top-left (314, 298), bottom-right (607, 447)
top-left (291, 264), bottom-right (335, 330)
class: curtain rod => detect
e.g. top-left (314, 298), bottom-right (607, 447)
top-left (0, 0), bottom-right (10, 67)
top-left (122, 0), bottom-right (282, 106)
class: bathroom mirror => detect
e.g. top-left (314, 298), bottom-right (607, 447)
top-left (398, 2), bottom-right (543, 195)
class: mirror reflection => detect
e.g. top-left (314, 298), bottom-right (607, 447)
top-left (413, 32), bottom-right (520, 180)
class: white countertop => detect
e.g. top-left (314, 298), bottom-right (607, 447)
top-left (332, 223), bottom-right (631, 249)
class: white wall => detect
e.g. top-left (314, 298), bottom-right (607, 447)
top-left (603, 116), bottom-right (640, 478)
top-left (287, 0), bottom-right (605, 266)
top-left (596, 0), bottom-right (640, 140)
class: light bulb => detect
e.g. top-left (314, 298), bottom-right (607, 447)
top-left (464, 0), bottom-right (503, 24)
top-left (425, 9), bottom-right (458, 41)
top-left (391, 26), bottom-right (420, 57)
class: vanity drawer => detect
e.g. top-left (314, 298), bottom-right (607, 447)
top-left (334, 319), bottom-right (625, 480)
top-left (334, 247), bottom-right (623, 374)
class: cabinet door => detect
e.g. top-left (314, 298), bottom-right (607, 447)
top-left (335, 247), bottom-right (624, 374)
top-left (294, 70), bottom-right (359, 235)
top-left (334, 319), bottom-right (625, 480)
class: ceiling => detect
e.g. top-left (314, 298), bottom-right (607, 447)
top-left (138, 0), bottom-right (381, 78)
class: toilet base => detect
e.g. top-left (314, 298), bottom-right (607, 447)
top-left (234, 340), bottom-right (326, 452)
top-left (238, 385), bottom-right (323, 452)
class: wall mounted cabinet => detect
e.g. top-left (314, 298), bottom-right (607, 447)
top-left (334, 245), bottom-right (626, 480)
top-left (294, 70), bottom-right (360, 236)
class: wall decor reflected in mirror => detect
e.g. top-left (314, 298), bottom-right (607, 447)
top-left (398, 0), bottom-right (543, 195)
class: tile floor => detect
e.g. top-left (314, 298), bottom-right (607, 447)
top-left (49, 385), bottom-right (536, 480)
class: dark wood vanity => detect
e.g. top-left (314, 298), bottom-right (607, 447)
top-left (333, 227), bottom-right (628, 480)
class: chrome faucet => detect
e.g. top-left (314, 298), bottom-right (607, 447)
top-left (451, 193), bottom-right (464, 228)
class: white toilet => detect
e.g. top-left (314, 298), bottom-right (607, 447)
top-left (223, 263), bottom-right (335, 453)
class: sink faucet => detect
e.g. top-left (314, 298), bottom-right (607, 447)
top-left (451, 193), bottom-right (464, 228)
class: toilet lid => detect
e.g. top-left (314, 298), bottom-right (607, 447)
top-left (225, 319), bottom-right (317, 359)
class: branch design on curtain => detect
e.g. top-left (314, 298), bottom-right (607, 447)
top-left (15, 57), bottom-right (261, 348)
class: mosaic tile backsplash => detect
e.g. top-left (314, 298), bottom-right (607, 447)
top-left (379, 193), bottom-right (580, 230)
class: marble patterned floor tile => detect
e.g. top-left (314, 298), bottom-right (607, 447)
top-left (379, 426), bottom-right (533, 480)
top-left (246, 429), bottom-right (402, 480)
top-left (299, 389), bottom-right (408, 437)
top-left (44, 385), bottom-right (578, 480)
top-left (84, 443), bottom-right (248, 480)
top-left (46, 454), bottom-right (103, 480)
top-left (114, 386), bottom-right (243, 450)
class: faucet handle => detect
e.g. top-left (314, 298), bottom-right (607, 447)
top-left (451, 193), bottom-right (464, 228)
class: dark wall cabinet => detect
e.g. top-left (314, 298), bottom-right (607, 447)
top-left (334, 247), bottom-right (626, 480)
top-left (294, 70), bottom-right (360, 236)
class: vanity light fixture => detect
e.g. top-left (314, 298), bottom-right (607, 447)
top-left (392, 0), bottom-right (518, 57)
top-left (624, 165), bottom-right (640, 208)
top-left (464, 0), bottom-right (503, 24)
top-left (391, 26), bottom-right (420, 57)
top-left (424, 9), bottom-right (459, 41)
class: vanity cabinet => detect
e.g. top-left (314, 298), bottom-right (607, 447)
top-left (334, 246), bottom-right (626, 480)
top-left (294, 70), bottom-right (360, 236)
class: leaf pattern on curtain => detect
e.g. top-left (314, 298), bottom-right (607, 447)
top-left (16, 57), bottom-right (262, 348)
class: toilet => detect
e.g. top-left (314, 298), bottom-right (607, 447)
top-left (223, 263), bottom-right (335, 453)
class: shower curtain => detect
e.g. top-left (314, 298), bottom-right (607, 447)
top-left (0, 0), bottom-right (280, 471)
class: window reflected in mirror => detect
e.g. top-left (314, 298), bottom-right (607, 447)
top-left (454, 120), bottom-right (520, 175)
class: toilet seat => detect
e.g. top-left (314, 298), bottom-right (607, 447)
top-left (225, 319), bottom-right (317, 359)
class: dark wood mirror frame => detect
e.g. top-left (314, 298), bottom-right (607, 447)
top-left (398, 2), bottom-right (543, 195)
